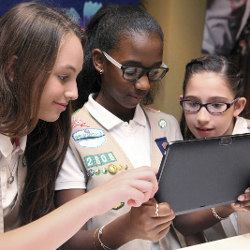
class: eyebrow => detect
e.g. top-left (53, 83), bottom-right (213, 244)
top-left (58, 65), bottom-right (77, 72)
top-left (122, 60), bottom-right (163, 68)
top-left (184, 96), bottom-right (230, 102)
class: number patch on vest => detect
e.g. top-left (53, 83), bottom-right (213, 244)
top-left (83, 152), bottom-right (117, 168)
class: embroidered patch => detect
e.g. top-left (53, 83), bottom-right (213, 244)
top-left (83, 152), bottom-right (117, 168)
top-left (72, 128), bottom-right (106, 148)
top-left (112, 202), bottom-right (125, 210)
top-left (158, 119), bottom-right (167, 128)
top-left (72, 119), bottom-right (90, 128)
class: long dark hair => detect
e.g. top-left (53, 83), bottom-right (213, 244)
top-left (73, 4), bottom-right (164, 111)
top-left (0, 2), bottom-right (86, 224)
top-left (180, 55), bottom-right (245, 139)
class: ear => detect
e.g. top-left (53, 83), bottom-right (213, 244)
top-left (5, 55), bottom-right (18, 82)
top-left (179, 94), bottom-right (183, 101)
top-left (92, 48), bottom-right (105, 74)
top-left (233, 97), bottom-right (247, 117)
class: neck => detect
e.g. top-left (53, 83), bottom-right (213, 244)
top-left (95, 94), bottom-right (136, 122)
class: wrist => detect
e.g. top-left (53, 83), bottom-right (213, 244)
top-left (97, 226), bottom-right (115, 250)
top-left (211, 207), bottom-right (231, 220)
top-left (94, 213), bottom-right (136, 249)
top-left (121, 212), bottom-right (137, 242)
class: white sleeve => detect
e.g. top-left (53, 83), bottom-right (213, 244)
top-left (55, 147), bottom-right (86, 190)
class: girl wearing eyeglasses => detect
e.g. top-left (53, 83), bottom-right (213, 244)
top-left (0, 2), bottom-right (159, 249)
top-left (174, 55), bottom-right (250, 245)
top-left (55, 4), bottom-right (183, 250)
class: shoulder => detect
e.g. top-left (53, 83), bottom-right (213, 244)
top-left (72, 107), bottom-right (84, 119)
top-left (143, 106), bottom-right (179, 126)
top-left (245, 118), bottom-right (250, 129)
top-left (71, 106), bottom-right (92, 128)
top-left (143, 106), bottom-right (183, 141)
top-left (234, 116), bottom-right (250, 134)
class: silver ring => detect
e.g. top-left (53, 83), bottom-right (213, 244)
top-left (155, 203), bottom-right (159, 216)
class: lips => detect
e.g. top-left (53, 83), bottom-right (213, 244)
top-left (132, 95), bottom-right (143, 101)
top-left (197, 127), bottom-right (212, 131)
top-left (196, 127), bottom-right (213, 135)
top-left (130, 93), bottom-right (146, 101)
top-left (54, 102), bottom-right (68, 111)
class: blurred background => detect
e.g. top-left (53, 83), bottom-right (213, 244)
top-left (0, 0), bottom-right (249, 122)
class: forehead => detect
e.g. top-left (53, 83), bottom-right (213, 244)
top-left (55, 34), bottom-right (83, 72)
top-left (111, 32), bottom-right (163, 66)
top-left (185, 72), bottom-right (235, 99)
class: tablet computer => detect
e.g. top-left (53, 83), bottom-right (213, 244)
top-left (155, 133), bottom-right (250, 215)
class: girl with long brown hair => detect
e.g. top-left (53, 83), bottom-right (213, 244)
top-left (0, 2), bottom-right (158, 249)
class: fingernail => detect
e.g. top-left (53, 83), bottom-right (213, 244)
top-left (238, 195), bottom-right (244, 201)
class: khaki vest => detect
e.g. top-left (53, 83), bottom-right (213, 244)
top-left (0, 155), bottom-right (27, 233)
top-left (70, 105), bottom-right (182, 250)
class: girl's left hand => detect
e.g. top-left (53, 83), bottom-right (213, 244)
top-left (231, 187), bottom-right (250, 212)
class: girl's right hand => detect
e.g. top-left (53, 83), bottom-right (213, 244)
top-left (126, 198), bottom-right (175, 242)
top-left (231, 187), bottom-right (250, 212)
top-left (87, 167), bottom-right (158, 216)
top-left (213, 187), bottom-right (250, 219)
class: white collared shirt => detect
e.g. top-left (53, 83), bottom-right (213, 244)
top-left (55, 93), bottom-right (151, 190)
top-left (56, 94), bottom-right (180, 250)
top-left (85, 93), bottom-right (151, 168)
top-left (0, 133), bottom-right (26, 215)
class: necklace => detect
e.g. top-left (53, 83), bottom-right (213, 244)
top-left (7, 138), bottom-right (19, 185)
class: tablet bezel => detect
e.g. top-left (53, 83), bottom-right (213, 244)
top-left (155, 133), bottom-right (250, 215)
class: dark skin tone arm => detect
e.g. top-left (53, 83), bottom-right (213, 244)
top-left (174, 187), bottom-right (250, 239)
top-left (55, 189), bottom-right (175, 250)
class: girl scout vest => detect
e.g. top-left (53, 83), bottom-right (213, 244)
top-left (70, 105), bottom-right (182, 250)
top-left (0, 155), bottom-right (27, 233)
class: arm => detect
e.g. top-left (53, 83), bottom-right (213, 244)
top-left (56, 190), bottom-right (175, 250)
top-left (0, 167), bottom-right (158, 250)
top-left (174, 187), bottom-right (250, 235)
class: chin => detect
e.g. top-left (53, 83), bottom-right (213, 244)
top-left (39, 113), bottom-right (61, 123)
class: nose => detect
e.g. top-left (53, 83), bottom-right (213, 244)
top-left (65, 80), bottom-right (78, 101)
top-left (196, 106), bottom-right (210, 124)
top-left (134, 74), bottom-right (151, 91)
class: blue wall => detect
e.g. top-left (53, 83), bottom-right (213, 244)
top-left (0, 0), bottom-right (140, 28)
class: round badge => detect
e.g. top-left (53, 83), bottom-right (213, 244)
top-left (117, 164), bottom-right (124, 171)
top-left (95, 168), bottom-right (101, 175)
top-left (159, 119), bottom-right (167, 128)
top-left (102, 167), bottom-right (108, 174)
top-left (87, 169), bottom-right (94, 176)
top-left (108, 164), bottom-right (117, 174)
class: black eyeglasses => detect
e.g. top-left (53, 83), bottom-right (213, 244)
top-left (102, 51), bottom-right (169, 82)
top-left (180, 98), bottom-right (239, 114)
